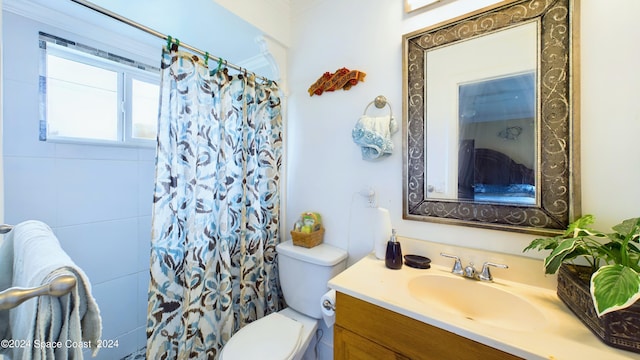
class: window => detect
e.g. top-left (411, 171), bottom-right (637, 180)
top-left (39, 32), bottom-right (160, 146)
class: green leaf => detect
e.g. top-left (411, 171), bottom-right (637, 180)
top-left (600, 242), bottom-right (623, 264)
top-left (523, 236), bottom-right (561, 253)
top-left (544, 239), bottom-right (578, 274)
top-left (628, 242), bottom-right (640, 254)
top-left (591, 264), bottom-right (640, 317)
top-left (613, 217), bottom-right (640, 240)
top-left (566, 215), bottom-right (595, 237)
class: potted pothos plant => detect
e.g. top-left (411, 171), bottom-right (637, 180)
top-left (524, 214), bottom-right (640, 352)
top-left (525, 214), bottom-right (640, 316)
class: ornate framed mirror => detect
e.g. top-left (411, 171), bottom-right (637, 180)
top-left (402, 0), bottom-right (580, 235)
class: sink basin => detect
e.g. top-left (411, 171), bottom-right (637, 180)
top-left (408, 274), bottom-right (547, 332)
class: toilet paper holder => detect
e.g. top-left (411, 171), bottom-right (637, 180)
top-left (322, 299), bottom-right (335, 311)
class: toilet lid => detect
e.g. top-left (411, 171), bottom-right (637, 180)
top-left (221, 312), bottom-right (303, 360)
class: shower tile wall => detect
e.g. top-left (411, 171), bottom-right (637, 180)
top-left (3, 11), bottom-right (153, 359)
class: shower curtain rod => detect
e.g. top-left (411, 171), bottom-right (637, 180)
top-left (70, 0), bottom-right (271, 83)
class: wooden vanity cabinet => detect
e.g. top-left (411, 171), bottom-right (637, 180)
top-left (334, 292), bottom-right (522, 360)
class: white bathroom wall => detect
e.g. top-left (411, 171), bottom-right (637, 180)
top-left (579, 1), bottom-right (640, 223)
top-left (214, 0), bottom-right (291, 48)
top-left (287, 0), bottom-right (640, 257)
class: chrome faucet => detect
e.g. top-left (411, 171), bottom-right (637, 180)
top-left (440, 253), bottom-right (508, 281)
top-left (463, 262), bottom-right (478, 279)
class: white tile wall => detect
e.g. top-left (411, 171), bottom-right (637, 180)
top-left (94, 275), bottom-right (139, 340)
top-left (89, 274), bottom-right (145, 359)
top-left (56, 159), bottom-right (139, 225)
top-left (55, 220), bottom-right (139, 284)
top-left (4, 157), bottom-right (58, 224)
top-left (137, 216), bottom-right (152, 272)
top-left (3, 10), bottom-right (153, 354)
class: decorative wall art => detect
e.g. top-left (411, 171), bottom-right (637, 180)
top-left (308, 67), bottom-right (366, 96)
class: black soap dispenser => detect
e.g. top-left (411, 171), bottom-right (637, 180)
top-left (385, 229), bottom-right (402, 269)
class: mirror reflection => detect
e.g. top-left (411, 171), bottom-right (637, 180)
top-left (457, 72), bottom-right (536, 204)
top-left (424, 22), bottom-right (538, 205)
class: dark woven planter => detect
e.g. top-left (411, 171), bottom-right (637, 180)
top-left (557, 264), bottom-right (640, 353)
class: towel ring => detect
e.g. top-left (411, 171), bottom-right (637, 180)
top-left (363, 95), bottom-right (393, 118)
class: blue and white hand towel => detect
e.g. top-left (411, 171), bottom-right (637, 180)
top-left (352, 115), bottom-right (398, 160)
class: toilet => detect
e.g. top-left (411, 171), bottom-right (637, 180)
top-left (220, 240), bottom-right (348, 360)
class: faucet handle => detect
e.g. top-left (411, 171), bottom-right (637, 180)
top-left (440, 253), bottom-right (463, 275)
top-left (479, 262), bottom-right (509, 281)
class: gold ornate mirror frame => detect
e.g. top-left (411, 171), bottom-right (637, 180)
top-left (402, 0), bottom-right (580, 235)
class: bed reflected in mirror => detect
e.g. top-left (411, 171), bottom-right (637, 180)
top-left (457, 72), bottom-right (536, 205)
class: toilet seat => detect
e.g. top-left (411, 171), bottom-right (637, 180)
top-left (221, 312), bottom-right (303, 360)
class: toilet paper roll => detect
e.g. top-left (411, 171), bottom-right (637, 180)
top-left (320, 289), bottom-right (336, 327)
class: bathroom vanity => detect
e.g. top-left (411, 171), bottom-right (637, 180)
top-left (329, 252), bottom-right (640, 360)
top-left (334, 292), bottom-right (518, 359)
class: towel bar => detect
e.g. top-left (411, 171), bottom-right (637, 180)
top-left (0, 275), bottom-right (77, 310)
top-left (0, 224), bottom-right (12, 234)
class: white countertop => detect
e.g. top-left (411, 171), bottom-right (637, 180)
top-left (328, 254), bottom-right (640, 360)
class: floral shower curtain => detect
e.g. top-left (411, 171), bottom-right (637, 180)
top-left (147, 47), bottom-right (284, 359)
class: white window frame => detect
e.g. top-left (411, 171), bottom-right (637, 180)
top-left (40, 33), bottom-right (160, 147)
top-left (124, 69), bottom-right (161, 146)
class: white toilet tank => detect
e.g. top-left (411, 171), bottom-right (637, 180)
top-left (276, 240), bottom-right (347, 319)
